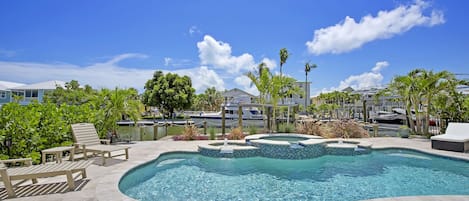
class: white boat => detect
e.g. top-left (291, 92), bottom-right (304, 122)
top-left (370, 108), bottom-right (406, 124)
top-left (190, 103), bottom-right (265, 128)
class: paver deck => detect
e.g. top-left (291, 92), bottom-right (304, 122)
top-left (1, 137), bottom-right (468, 201)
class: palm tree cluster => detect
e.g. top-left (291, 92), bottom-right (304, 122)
top-left (246, 62), bottom-right (301, 130)
top-left (315, 91), bottom-right (360, 119)
top-left (382, 69), bottom-right (468, 136)
top-left (192, 87), bottom-right (224, 111)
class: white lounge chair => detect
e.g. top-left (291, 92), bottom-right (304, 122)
top-left (431, 122), bottom-right (469, 152)
top-left (0, 158), bottom-right (92, 198)
top-left (71, 123), bottom-right (129, 165)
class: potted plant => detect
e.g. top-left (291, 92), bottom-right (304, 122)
top-left (398, 125), bottom-right (410, 138)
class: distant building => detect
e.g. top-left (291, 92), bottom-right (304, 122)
top-left (0, 81), bottom-right (25, 107)
top-left (222, 88), bottom-right (256, 104)
top-left (8, 80), bottom-right (66, 105)
top-left (288, 81), bottom-right (310, 109)
top-left (266, 81), bottom-right (310, 108)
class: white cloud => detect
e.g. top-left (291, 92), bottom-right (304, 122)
top-left (0, 54), bottom-right (224, 93)
top-left (164, 57), bottom-right (172, 66)
top-left (306, 0), bottom-right (445, 55)
top-left (104, 53), bottom-right (148, 65)
top-left (197, 35), bottom-right (256, 74)
top-left (338, 61), bottom-right (389, 90)
top-left (261, 58), bottom-right (277, 70)
top-left (319, 61), bottom-right (389, 94)
top-left (371, 61), bottom-right (388, 73)
top-left (234, 75), bottom-right (259, 96)
top-left (189, 26), bottom-right (201, 36)
top-left (0, 54), bottom-right (152, 91)
top-left (173, 66), bottom-right (225, 93)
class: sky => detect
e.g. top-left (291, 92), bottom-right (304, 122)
top-left (0, 0), bottom-right (468, 96)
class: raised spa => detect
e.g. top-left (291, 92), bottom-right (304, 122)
top-left (198, 134), bottom-right (372, 159)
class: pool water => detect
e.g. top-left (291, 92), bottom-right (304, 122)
top-left (119, 149), bottom-right (469, 201)
top-left (260, 136), bottom-right (309, 143)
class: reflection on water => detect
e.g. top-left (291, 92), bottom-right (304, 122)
top-left (117, 126), bottom-right (166, 141)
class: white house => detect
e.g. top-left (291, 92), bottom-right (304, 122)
top-left (10, 80), bottom-right (66, 105)
top-left (0, 81), bottom-right (25, 107)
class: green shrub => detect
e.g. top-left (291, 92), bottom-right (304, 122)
top-left (279, 123), bottom-right (295, 133)
top-left (209, 127), bottom-right (216, 140)
top-left (248, 126), bottom-right (257, 135)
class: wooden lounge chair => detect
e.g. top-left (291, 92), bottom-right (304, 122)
top-left (431, 122), bottom-right (469, 152)
top-left (0, 158), bottom-right (92, 198)
top-left (71, 123), bottom-right (129, 165)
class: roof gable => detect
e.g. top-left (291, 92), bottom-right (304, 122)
top-left (12, 80), bottom-right (66, 90)
top-left (0, 81), bottom-right (25, 90)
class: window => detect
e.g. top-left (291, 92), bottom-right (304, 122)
top-left (25, 90), bottom-right (39, 98)
top-left (0, 91), bottom-right (6, 99)
top-left (12, 91), bottom-right (24, 97)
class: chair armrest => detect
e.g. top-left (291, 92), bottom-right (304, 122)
top-left (100, 139), bottom-right (111, 145)
top-left (0, 158), bottom-right (33, 167)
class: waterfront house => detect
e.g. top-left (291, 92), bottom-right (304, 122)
top-left (0, 81), bottom-right (25, 107)
top-left (9, 80), bottom-right (66, 105)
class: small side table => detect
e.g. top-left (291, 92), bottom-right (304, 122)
top-left (41, 146), bottom-right (75, 164)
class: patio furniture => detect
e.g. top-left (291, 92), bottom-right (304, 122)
top-left (71, 123), bottom-right (129, 165)
top-left (42, 146), bottom-right (75, 164)
top-left (431, 122), bottom-right (469, 152)
top-left (0, 158), bottom-right (92, 198)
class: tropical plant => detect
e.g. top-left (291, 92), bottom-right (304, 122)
top-left (100, 88), bottom-right (142, 138)
top-left (248, 126), bottom-right (257, 135)
top-left (192, 87), bottom-right (224, 111)
top-left (142, 71), bottom-right (195, 118)
top-left (209, 127), bottom-right (216, 140)
top-left (183, 125), bottom-right (199, 140)
top-left (279, 48), bottom-right (289, 103)
top-left (227, 127), bottom-right (245, 140)
top-left (279, 123), bottom-right (295, 133)
top-left (304, 62), bottom-right (317, 112)
top-left (381, 69), bottom-right (463, 135)
top-left (245, 62), bottom-right (271, 129)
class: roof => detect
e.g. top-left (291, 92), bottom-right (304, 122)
top-left (11, 80), bottom-right (66, 90)
top-left (0, 81), bottom-right (25, 90)
top-left (222, 88), bottom-right (255, 97)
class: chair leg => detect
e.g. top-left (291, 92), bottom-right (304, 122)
top-left (65, 171), bottom-right (75, 190)
top-left (84, 149), bottom-right (88, 160)
top-left (125, 148), bottom-right (129, 160)
top-left (81, 168), bottom-right (88, 179)
top-left (0, 169), bottom-right (16, 198)
top-left (102, 152), bottom-right (106, 166)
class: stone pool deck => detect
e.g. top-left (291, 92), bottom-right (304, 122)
top-left (1, 137), bottom-right (468, 201)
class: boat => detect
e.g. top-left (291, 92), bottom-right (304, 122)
top-left (370, 108), bottom-right (406, 124)
top-left (190, 103), bottom-right (265, 128)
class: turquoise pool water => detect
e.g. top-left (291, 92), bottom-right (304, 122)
top-left (119, 149), bottom-right (469, 201)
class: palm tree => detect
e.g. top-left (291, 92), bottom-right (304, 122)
top-left (419, 70), bottom-right (458, 135)
top-left (246, 63), bottom-right (272, 130)
top-left (304, 62), bottom-right (317, 112)
top-left (102, 88), bottom-right (142, 138)
top-left (279, 48), bottom-right (289, 104)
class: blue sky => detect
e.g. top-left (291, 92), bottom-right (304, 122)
top-left (0, 0), bottom-right (468, 96)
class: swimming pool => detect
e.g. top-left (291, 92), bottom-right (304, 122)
top-left (119, 149), bottom-right (469, 201)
